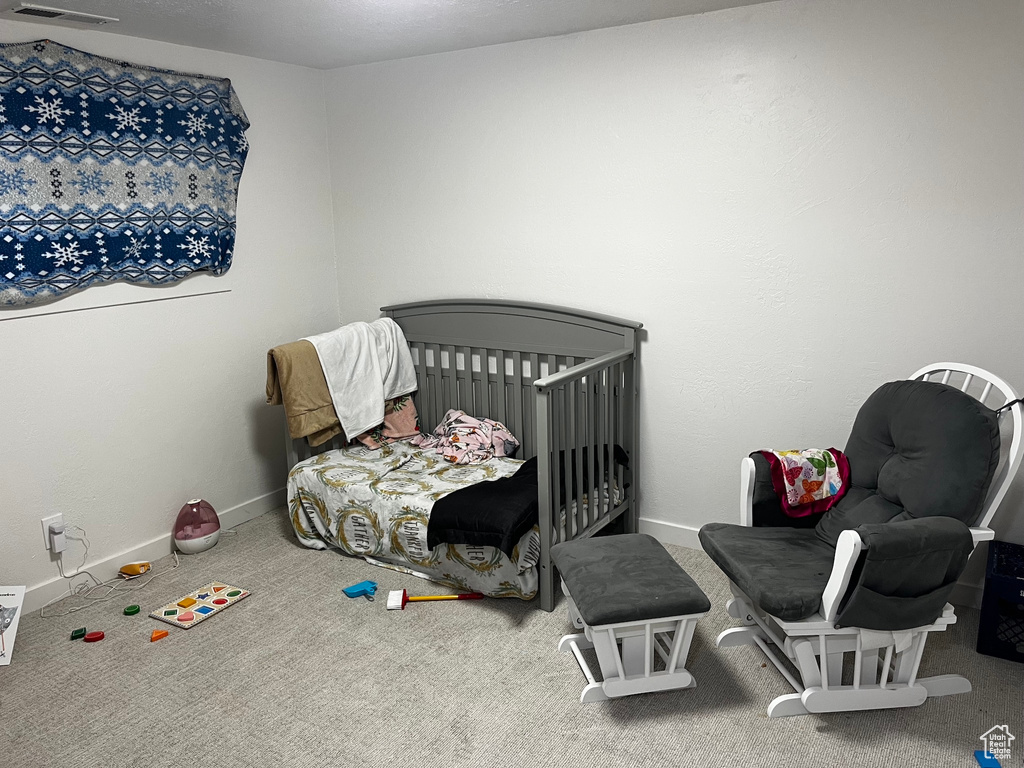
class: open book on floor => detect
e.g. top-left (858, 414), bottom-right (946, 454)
top-left (0, 586), bottom-right (26, 666)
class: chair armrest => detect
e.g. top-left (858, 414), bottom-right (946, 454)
top-left (740, 453), bottom-right (818, 529)
top-left (740, 456), bottom-right (755, 526)
top-left (971, 526), bottom-right (995, 544)
top-left (821, 530), bottom-right (865, 623)
top-left (822, 518), bottom-right (978, 626)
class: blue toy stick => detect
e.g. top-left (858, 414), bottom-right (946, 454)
top-left (343, 580), bottom-right (378, 601)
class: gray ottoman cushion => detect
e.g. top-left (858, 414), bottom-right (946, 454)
top-left (551, 533), bottom-right (710, 626)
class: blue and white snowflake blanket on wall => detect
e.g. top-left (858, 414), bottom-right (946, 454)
top-left (0, 40), bottom-right (249, 306)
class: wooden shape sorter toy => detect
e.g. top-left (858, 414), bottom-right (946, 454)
top-left (150, 583), bottom-right (250, 629)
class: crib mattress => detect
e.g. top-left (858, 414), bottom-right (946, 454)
top-left (287, 441), bottom-right (540, 599)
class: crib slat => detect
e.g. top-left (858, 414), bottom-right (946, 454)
top-left (562, 385), bottom-right (575, 537)
top-left (478, 348), bottom-right (490, 419)
top-left (475, 347), bottom-right (486, 417)
top-left (940, 370), bottom-right (951, 385)
top-left (980, 381), bottom-right (994, 405)
top-left (960, 373), bottom-right (973, 393)
top-left (471, 346), bottom-right (481, 415)
top-left (573, 378), bottom-right (586, 534)
top-left (495, 349), bottom-right (507, 427)
top-left (458, 346), bottom-right (472, 415)
top-left (535, 387), bottom-right (554, 604)
top-left (584, 371), bottom-right (593, 526)
top-left (610, 362), bottom-right (618, 493)
top-left (428, 344), bottom-right (442, 432)
top-left (586, 375), bottom-right (595, 528)
top-left (444, 345), bottom-right (457, 415)
top-left (611, 364), bottom-right (618, 504)
top-left (525, 352), bottom-right (539, 459)
top-left (412, 342), bottom-right (427, 428)
top-left (511, 351), bottom-right (524, 445)
top-left (565, 382), bottom-right (573, 536)
top-left (622, 355), bottom-right (635, 528)
top-left (607, 362), bottom-right (616, 495)
top-left (551, 384), bottom-right (563, 544)
top-left (620, 361), bottom-right (627, 495)
top-left (597, 366), bottom-right (607, 524)
top-left (588, 372), bottom-right (598, 526)
top-left (541, 355), bottom-right (555, 464)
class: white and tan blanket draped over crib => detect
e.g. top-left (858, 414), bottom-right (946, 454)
top-left (303, 318), bottom-right (418, 439)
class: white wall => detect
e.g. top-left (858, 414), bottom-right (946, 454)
top-left (0, 20), bottom-right (339, 605)
top-left (324, 0), bottom-right (1024, 567)
top-left (4, 0), bottom-right (1021, 609)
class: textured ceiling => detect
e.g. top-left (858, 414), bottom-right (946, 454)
top-left (1, 0), bottom-right (779, 70)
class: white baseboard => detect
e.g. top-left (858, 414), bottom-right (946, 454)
top-left (639, 517), bottom-right (702, 550)
top-left (639, 516), bottom-right (986, 610)
top-left (25, 488), bottom-right (286, 613)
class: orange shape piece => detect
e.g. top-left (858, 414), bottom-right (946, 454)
top-left (177, 597), bottom-right (197, 608)
top-left (151, 629), bottom-right (169, 642)
top-left (213, 586), bottom-right (226, 593)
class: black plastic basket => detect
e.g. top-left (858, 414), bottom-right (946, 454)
top-left (977, 540), bottom-right (1024, 663)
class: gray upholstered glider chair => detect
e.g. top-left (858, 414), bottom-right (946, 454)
top-left (699, 363), bottom-right (1023, 717)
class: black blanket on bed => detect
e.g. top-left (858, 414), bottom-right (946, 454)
top-left (427, 446), bottom-right (629, 558)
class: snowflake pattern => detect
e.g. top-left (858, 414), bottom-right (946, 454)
top-left (179, 111), bottom-right (210, 137)
top-left (70, 169), bottom-right (113, 197)
top-left (25, 96), bottom-right (74, 126)
top-left (0, 167), bottom-right (36, 196)
top-left (204, 177), bottom-right (230, 203)
top-left (106, 104), bottom-right (149, 133)
top-left (123, 236), bottom-right (149, 261)
top-left (43, 240), bottom-right (91, 268)
top-left (178, 235), bottom-right (213, 261)
top-left (144, 170), bottom-right (178, 196)
top-left (0, 42), bottom-right (249, 306)
top-left (232, 132), bottom-right (249, 152)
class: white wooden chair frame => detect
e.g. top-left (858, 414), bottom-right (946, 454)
top-left (720, 363), bottom-right (1023, 717)
top-left (557, 581), bottom-right (707, 702)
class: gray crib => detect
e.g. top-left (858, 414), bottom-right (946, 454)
top-left (284, 299), bottom-right (642, 611)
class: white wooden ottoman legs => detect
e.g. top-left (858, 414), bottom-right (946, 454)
top-left (557, 583), bottom-right (706, 703)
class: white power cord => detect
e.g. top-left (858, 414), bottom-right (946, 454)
top-left (39, 524), bottom-right (181, 619)
top-left (56, 524), bottom-right (90, 580)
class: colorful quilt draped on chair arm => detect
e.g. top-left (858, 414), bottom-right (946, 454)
top-left (757, 448), bottom-right (851, 518)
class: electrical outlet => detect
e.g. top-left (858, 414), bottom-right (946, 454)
top-left (41, 513), bottom-right (64, 551)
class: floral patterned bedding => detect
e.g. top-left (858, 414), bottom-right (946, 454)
top-left (287, 441), bottom-right (540, 599)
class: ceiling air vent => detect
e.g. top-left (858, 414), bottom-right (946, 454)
top-left (11, 3), bottom-right (118, 24)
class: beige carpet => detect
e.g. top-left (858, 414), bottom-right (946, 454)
top-left (2, 510), bottom-right (1022, 768)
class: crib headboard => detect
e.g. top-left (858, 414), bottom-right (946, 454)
top-left (382, 299), bottom-right (642, 460)
top-left (284, 298), bottom-right (644, 610)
